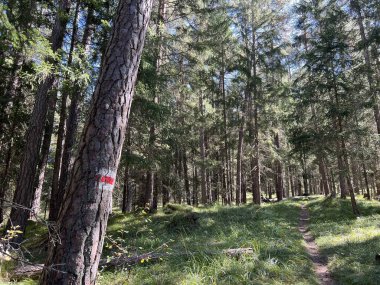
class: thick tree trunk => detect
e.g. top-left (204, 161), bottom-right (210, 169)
top-left (5, 0), bottom-right (71, 241)
top-left (40, 1), bottom-right (153, 284)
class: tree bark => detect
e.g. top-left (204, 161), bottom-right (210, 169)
top-left (274, 133), bottom-right (283, 201)
top-left (31, 95), bottom-right (57, 218)
top-left (0, 131), bottom-right (14, 224)
top-left (5, 0), bottom-right (71, 241)
top-left (49, 2), bottom-right (80, 221)
top-left (250, 13), bottom-right (260, 205)
top-left (40, 1), bottom-right (153, 284)
top-left (236, 107), bottom-right (244, 205)
top-left (183, 150), bottom-right (191, 205)
top-left (318, 157), bottom-right (330, 196)
top-left (199, 93), bottom-right (207, 205)
top-left (54, 6), bottom-right (96, 221)
top-left (145, 0), bottom-right (167, 210)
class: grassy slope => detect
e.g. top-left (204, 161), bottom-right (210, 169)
top-left (306, 196), bottom-right (380, 285)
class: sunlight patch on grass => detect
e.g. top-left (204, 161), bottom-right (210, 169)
top-left (305, 196), bottom-right (380, 285)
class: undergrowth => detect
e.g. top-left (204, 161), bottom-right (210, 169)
top-left (99, 201), bottom-right (317, 285)
top-left (3, 197), bottom-right (379, 284)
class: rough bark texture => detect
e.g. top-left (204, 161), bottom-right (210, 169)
top-left (5, 0), bottom-right (71, 240)
top-left (40, 1), bottom-right (153, 284)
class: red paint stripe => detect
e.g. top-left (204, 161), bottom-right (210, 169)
top-left (99, 176), bottom-right (115, 185)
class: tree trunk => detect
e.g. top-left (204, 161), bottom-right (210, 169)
top-left (54, 6), bottom-right (96, 221)
top-left (40, 1), bottom-right (153, 284)
top-left (251, 60), bottom-right (260, 204)
top-left (31, 95), bottom-right (57, 218)
top-left (236, 109), bottom-right (244, 205)
top-left (49, 2), bottom-right (80, 221)
top-left (145, 0), bottom-right (166, 211)
top-left (199, 94), bottom-right (207, 205)
top-left (362, 162), bottom-right (371, 200)
top-left (0, 131), bottom-right (14, 224)
top-left (183, 150), bottom-right (191, 205)
top-left (318, 157), bottom-right (330, 196)
top-left (274, 133), bottom-right (283, 201)
top-left (5, 0), bottom-right (71, 241)
top-left (122, 163), bottom-right (133, 213)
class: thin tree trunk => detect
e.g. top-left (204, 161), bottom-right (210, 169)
top-left (362, 162), bottom-right (371, 200)
top-left (145, 0), bottom-right (166, 210)
top-left (55, 6), bottom-right (96, 221)
top-left (183, 150), bottom-right (191, 205)
top-left (318, 157), bottom-right (330, 196)
top-left (122, 162), bottom-right (133, 213)
top-left (40, 1), bottom-right (153, 283)
top-left (251, 70), bottom-right (260, 204)
top-left (31, 95), bottom-right (57, 218)
top-left (49, 2), bottom-right (80, 221)
top-left (199, 93), bottom-right (207, 205)
top-left (0, 132), bottom-right (14, 224)
top-left (274, 133), bottom-right (283, 201)
top-left (236, 108), bottom-right (244, 205)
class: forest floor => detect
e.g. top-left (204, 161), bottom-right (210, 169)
top-left (1, 196), bottom-right (380, 285)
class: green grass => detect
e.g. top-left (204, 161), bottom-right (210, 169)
top-left (305, 196), bottom-right (380, 285)
top-left (99, 201), bottom-right (317, 285)
top-left (4, 197), bottom-right (379, 284)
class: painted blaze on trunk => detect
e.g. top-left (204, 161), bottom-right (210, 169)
top-left (40, 0), bottom-right (154, 284)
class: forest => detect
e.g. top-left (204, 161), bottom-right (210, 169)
top-left (0, 0), bottom-right (379, 284)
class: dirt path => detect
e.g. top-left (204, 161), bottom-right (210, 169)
top-left (299, 204), bottom-right (335, 285)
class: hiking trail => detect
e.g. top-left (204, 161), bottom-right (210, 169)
top-left (299, 204), bottom-right (335, 285)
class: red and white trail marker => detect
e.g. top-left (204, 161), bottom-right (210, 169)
top-left (96, 169), bottom-right (116, 192)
